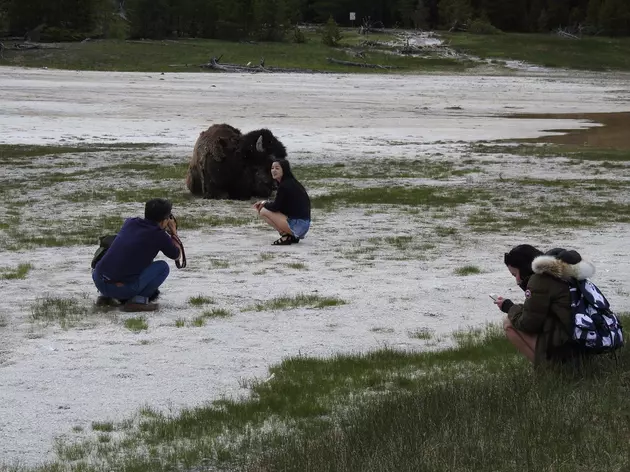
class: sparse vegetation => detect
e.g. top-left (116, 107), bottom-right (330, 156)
top-left (188, 295), bottom-right (215, 306)
top-left (175, 318), bottom-right (186, 328)
top-left (250, 294), bottom-right (346, 311)
top-left (30, 296), bottom-right (90, 328)
top-left (312, 186), bottom-right (489, 210)
top-left (0, 263), bottom-right (33, 280)
top-left (124, 317), bottom-right (148, 332)
top-left (286, 262), bottom-right (307, 270)
top-left (192, 316), bottom-right (206, 327)
top-left (455, 265), bottom-right (482, 276)
top-left (91, 421), bottom-right (114, 432)
top-left (203, 308), bottom-right (233, 319)
top-left (409, 327), bottom-right (433, 340)
top-left (25, 317), bottom-right (630, 472)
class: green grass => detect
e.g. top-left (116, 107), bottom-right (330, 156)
top-left (408, 328), bottom-right (433, 340)
top-left (0, 263), bottom-right (33, 280)
top-left (188, 295), bottom-right (215, 306)
top-left (467, 197), bottom-right (630, 233)
top-left (286, 262), bottom-right (307, 270)
top-left (91, 422), bottom-right (114, 432)
top-left (175, 318), bottom-right (186, 328)
top-left (298, 159), bottom-right (456, 181)
top-left (23, 317), bottom-right (629, 472)
top-left (455, 265), bottom-right (482, 276)
top-left (30, 296), bottom-right (90, 329)
top-left (0, 143), bottom-right (155, 161)
top-left (445, 32), bottom-right (630, 71)
top-left (191, 316), bottom-right (206, 327)
top-left (470, 143), bottom-right (630, 161)
top-left (312, 185), bottom-right (488, 210)
top-left (202, 308), bottom-right (233, 318)
top-left (124, 317), bottom-right (148, 331)
top-left (0, 32), bottom-right (470, 74)
top-left (250, 294), bottom-right (347, 311)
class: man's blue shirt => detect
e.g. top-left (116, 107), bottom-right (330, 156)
top-left (94, 217), bottom-right (180, 282)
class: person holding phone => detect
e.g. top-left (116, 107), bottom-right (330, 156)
top-left (253, 159), bottom-right (311, 245)
top-left (493, 244), bottom-right (595, 367)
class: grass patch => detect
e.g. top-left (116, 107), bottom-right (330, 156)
top-left (176, 214), bottom-right (253, 230)
top-left (455, 265), bottom-right (482, 276)
top-left (124, 317), bottom-right (148, 332)
top-left (467, 198), bottom-right (630, 233)
top-left (30, 296), bottom-right (90, 329)
top-left (0, 33), bottom-right (471, 73)
top-left (408, 328), bottom-right (433, 340)
top-left (251, 294), bottom-right (346, 311)
top-left (286, 262), bottom-right (307, 270)
top-left (29, 316), bottom-right (630, 472)
top-left (91, 422), bottom-right (114, 432)
top-left (471, 143), bottom-right (630, 161)
top-left (191, 316), bottom-right (206, 327)
top-left (445, 32), bottom-right (630, 71)
top-left (175, 318), bottom-right (186, 328)
top-left (0, 263), bottom-right (33, 280)
top-left (312, 185), bottom-right (488, 210)
top-left (202, 308), bottom-right (233, 319)
top-left (298, 159), bottom-right (455, 181)
top-left (188, 295), bottom-right (215, 306)
top-left (0, 143), bottom-right (155, 161)
top-left (435, 226), bottom-right (458, 237)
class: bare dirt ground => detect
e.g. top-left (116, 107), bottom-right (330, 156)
top-left (1, 66), bottom-right (629, 467)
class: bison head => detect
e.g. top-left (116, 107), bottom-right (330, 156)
top-left (240, 128), bottom-right (287, 164)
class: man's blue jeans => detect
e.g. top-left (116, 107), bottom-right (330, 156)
top-left (92, 261), bottom-right (170, 304)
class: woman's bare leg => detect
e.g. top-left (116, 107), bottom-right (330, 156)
top-left (259, 208), bottom-right (292, 235)
top-left (503, 317), bottom-right (537, 363)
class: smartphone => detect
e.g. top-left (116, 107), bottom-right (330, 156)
top-left (489, 294), bottom-right (498, 302)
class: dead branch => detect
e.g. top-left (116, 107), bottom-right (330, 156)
top-left (326, 57), bottom-right (403, 70)
top-left (199, 55), bottom-right (326, 74)
top-left (12, 41), bottom-right (62, 50)
top-left (556, 28), bottom-right (580, 39)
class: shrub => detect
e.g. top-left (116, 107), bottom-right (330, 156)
top-left (292, 25), bottom-right (306, 43)
top-left (321, 16), bottom-right (341, 46)
top-left (468, 18), bottom-right (502, 34)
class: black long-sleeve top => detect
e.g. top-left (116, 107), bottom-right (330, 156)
top-left (264, 178), bottom-right (311, 220)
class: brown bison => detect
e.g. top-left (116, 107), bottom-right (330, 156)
top-left (185, 124), bottom-right (287, 200)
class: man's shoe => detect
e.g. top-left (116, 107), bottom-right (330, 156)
top-left (148, 290), bottom-right (161, 303)
top-left (96, 296), bottom-right (117, 307)
top-left (121, 301), bottom-right (159, 312)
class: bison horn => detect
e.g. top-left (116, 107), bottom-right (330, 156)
top-left (256, 135), bottom-right (264, 153)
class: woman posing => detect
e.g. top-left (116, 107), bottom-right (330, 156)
top-left (253, 159), bottom-right (311, 245)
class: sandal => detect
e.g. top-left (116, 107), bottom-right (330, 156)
top-left (272, 234), bottom-right (294, 246)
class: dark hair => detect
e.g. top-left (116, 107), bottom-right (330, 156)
top-left (504, 244), bottom-right (543, 279)
top-left (144, 198), bottom-right (172, 223)
top-left (273, 159), bottom-right (295, 182)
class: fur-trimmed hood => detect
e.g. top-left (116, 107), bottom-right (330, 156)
top-left (532, 255), bottom-right (595, 281)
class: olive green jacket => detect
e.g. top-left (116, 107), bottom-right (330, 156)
top-left (507, 255), bottom-right (596, 366)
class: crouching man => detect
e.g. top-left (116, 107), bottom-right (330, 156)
top-left (92, 198), bottom-right (182, 312)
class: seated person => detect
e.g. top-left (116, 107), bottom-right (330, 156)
top-left (494, 244), bottom-right (595, 367)
top-left (92, 198), bottom-right (181, 312)
top-left (252, 159), bottom-right (311, 245)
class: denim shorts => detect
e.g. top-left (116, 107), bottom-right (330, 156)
top-left (287, 218), bottom-right (311, 239)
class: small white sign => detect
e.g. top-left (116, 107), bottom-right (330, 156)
top-left (350, 12), bottom-right (356, 21)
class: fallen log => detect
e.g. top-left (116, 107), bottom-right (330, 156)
top-left (199, 56), bottom-right (328, 74)
top-left (326, 57), bottom-right (403, 70)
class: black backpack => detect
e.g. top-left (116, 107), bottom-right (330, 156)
top-left (90, 234), bottom-right (117, 270)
